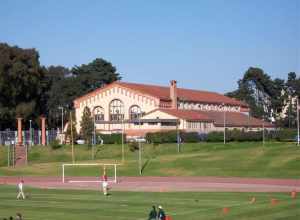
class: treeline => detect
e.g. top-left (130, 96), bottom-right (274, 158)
top-left (0, 42), bottom-right (299, 130)
top-left (0, 42), bottom-right (120, 129)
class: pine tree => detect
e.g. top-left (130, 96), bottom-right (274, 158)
top-left (80, 107), bottom-right (94, 145)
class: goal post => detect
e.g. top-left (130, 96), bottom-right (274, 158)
top-left (62, 163), bottom-right (120, 183)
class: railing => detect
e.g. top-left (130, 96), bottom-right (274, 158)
top-left (0, 129), bottom-right (58, 146)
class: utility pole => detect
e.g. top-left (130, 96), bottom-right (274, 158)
top-left (92, 115), bottom-right (96, 160)
top-left (176, 120), bottom-right (180, 153)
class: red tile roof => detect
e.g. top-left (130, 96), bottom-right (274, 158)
top-left (157, 109), bottom-right (213, 122)
top-left (149, 109), bottom-right (274, 128)
top-left (199, 111), bottom-right (274, 128)
top-left (115, 81), bottom-right (247, 107)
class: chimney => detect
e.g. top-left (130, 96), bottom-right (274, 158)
top-left (170, 80), bottom-right (178, 109)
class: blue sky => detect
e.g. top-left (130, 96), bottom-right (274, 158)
top-left (0, 0), bottom-right (299, 93)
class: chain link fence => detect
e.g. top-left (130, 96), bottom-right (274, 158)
top-left (0, 129), bottom-right (58, 146)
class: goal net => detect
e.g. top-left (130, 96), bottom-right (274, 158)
top-left (62, 163), bottom-right (119, 183)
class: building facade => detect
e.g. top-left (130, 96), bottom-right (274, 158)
top-left (74, 80), bottom-right (274, 137)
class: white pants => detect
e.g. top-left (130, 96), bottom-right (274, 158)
top-left (17, 191), bottom-right (25, 199)
top-left (102, 182), bottom-right (108, 195)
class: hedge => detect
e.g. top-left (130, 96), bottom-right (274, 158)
top-left (96, 133), bottom-right (125, 144)
top-left (145, 131), bottom-right (201, 143)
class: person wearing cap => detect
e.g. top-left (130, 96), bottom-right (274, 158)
top-left (17, 180), bottom-right (25, 200)
top-left (158, 205), bottom-right (166, 220)
top-left (148, 205), bottom-right (157, 220)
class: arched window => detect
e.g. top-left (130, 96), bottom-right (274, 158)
top-left (109, 99), bottom-right (124, 121)
top-left (94, 106), bottom-right (104, 121)
top-left (129, 105), bottom-right (142, 120)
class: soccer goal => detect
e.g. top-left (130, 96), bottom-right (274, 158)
top-left (62, 163), bottom-right (120, 183)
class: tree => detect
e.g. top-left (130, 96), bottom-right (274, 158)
top-left (0, 43), bottom-right (46, 129)
top-left (80, 106), bottom-right (94, 145)
top-left (72, 58), bottom-right (121, 93)
top-left (46, 58), bottom-right (121, 129)
top-left (65, 111), bottom-right (78, 143)
top-left (226, 67), bottom-right (285, 121)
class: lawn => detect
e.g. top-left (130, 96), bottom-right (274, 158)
top-left (1, 142), bottom-right (300, 178)
top-left (0, 185), bottom-right (299, 220)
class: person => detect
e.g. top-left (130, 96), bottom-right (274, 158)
top-left (148, 206), bottom-right (157, 220)
top-left (17, 180), bottom-right (25, 200)
top-left (101, 168), bottom-right (108, 196)
top-left (15, 213), bottom-right (22, 220)
top-left (158, 205), bottom-right (166, 220)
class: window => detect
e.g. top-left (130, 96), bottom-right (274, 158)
top-left (161, 122), bottom-right (177, 126)
top-left (94, 106), bottom-right (104, 121)
top-left (109, 99), bottom-right (124, 121)
top-left (129, 105), bottom-right (142, 120)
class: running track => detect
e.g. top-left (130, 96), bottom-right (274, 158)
top-left (1, 176), bottom-right (300, 192)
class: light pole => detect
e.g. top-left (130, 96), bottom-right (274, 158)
top-left (58, 106), bottom-right (64, 144)
top-left (29, 120), bottom-right (32, 146)
top-left (138, 112), bottom-right (142, 175)
top-left (297, 98), bottom-right (299, 146)
top-left (122, 119), bottom-right (125, 163)
top-left (262, 118), bottom-right (265, 147)
top-left (92, 114), bottom-right (96, 160)
top-left (223, 103), bottom-right (226, 144)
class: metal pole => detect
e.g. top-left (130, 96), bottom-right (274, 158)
top-left (122, 119), bottom-right (125, 163)
top-left (62, 164), bottom-right (65, 183)
top-left (29, 120), bottom-right (32, 146)
top-left (138, 114), bottom-right (142, 175)
top-left (92, 115), bottom-right (95, 160)
top-left (177, 120), bottom-right (180, 153)
top-left (223, 104), bottom-right (226, 144)
top-left (297, 98), bottom-right (299, 146)
top-left (58, 107), bottom-right (64, 144)
top-left (262, 119), bottom-right (265, 147)
top-left (114, 164), bottom-right (117, 183)
top-left (70, 112), bottom-right (75, 163)
top-left (7, 144), bottom-right (10, 167)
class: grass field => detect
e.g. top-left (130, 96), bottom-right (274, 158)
top-left (1, 142), bottom-right (300, 178)
top-left (0, 185), bottom-right (299, 220)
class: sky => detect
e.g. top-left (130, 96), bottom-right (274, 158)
top-left (0, 0), bottom-right (299, 93)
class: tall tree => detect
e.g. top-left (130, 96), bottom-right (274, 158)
top-left (72, 58), bottom-right (121, 93)
top-left (226, 67), bottom-right (285, 121)
top-left (80, 106), bottom-right (94, 145)
top-left (0, 43), bottom-right (46, 129)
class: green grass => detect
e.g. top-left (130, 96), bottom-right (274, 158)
top-left (1, 142), bottom-right (300, 178)
top-left (0, 185), bottom-right (299, 220)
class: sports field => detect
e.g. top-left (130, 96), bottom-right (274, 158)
top-left (0, 185), bottom-right (299, 220)
top-left (0, 142), bottom-right (300, 178)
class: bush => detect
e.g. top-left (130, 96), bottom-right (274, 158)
top-left (207, 131), bottom-right (225, 142)
top-left (50, 139), bottom-right (63, 150)
top-left (180, 132), bottom-right (200, 143)
top-left (128, 142), bottom-right (139, 152)
top-left (272, 129), bottom-right (297, 141)
top-left (96, 133), bottom-right (126, 144)
top-left (145, 130), bottom-right (200, 143)
top-left (207, 129), bottom-right (263, 142)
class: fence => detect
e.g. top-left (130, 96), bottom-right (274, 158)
top-left (0, 129), bottom-right (58, 146)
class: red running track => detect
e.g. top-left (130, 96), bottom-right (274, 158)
top-left (1, 176), bottom-right (300, 192)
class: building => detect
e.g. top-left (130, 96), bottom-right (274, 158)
top-left (74, 80), bottom-right (274, 137)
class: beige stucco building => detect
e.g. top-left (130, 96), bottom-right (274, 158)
top-left (74, 80), bottom-right (274, 137)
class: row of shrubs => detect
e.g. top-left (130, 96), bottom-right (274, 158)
top-left (50, 128), bottom-right (298, 148)
top-left (145, 128), bottom-right (298, 143)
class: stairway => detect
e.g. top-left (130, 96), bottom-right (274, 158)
top-left (15, 144), bottom-right (27, 166)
